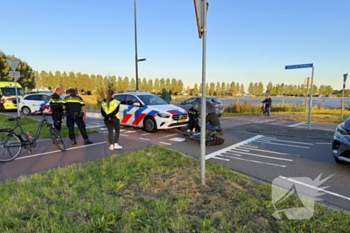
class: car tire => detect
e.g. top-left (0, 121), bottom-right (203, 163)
top-left (143, 116), bottom-right (157, 133)
top-left (21, 106), bottom-right (31, 115)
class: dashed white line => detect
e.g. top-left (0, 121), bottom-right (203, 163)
top-left (15, 142), bottom-right (107, 160)
top-left (139, 138), bottom-right (150, 141)
top-left (288, 122), bottom-right (306, 127)
top-left (159, 141), bottom-right (172, 145)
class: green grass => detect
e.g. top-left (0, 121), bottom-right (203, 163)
top-left (0, 146), bottom-right (349, 232)
top-left (0, 114), bottom-right (97, 139)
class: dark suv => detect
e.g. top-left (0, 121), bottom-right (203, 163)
top-left (176, 96), bottom-right (224, 117)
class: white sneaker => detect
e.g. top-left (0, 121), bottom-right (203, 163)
top-left (187, 129), bottom-right (191, 132)
top-left (109, 145), bottom-right (114, 150)
top-left (114, 143), bottom-right (123, 150)
top-left (192, 129), bottom-right (196, 132)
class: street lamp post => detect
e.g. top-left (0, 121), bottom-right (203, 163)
top-left (134, 0), bottom-right (146, 90)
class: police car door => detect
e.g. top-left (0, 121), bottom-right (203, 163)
top-left (124, 94), bottom-right (143, 126)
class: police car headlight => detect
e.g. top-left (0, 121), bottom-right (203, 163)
top-left (157, 113), bottom-right (170, 118)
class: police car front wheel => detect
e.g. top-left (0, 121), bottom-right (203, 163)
top-left (21, 107), bottom-right (31, 115)
top-left (144, 116), bottom-right (157, 133)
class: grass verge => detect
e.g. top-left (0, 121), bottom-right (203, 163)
top-left (0, 114), bottom-right (97, 139)
top-left (0, 146), bottom-right (349, 232)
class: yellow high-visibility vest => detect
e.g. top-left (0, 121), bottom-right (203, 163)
top-left (102, 99), bottom-right (120, 119)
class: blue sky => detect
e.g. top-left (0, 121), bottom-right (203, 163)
top-left (1, 0), bottom-right (349, 91)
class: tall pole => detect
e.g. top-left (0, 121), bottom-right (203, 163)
top-left (134, 0), bottom-right (139, 90)
top-left (200, 0), bottom-right (207, 185)
top-left (307, 65), bottom-right (314, 130)
top-left (304, 77), bottom-right (309, 118)
top-left (341, 86), bottom-right (345, 119)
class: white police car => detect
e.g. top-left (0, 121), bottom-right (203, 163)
top-left (19, 93), bottom-right (53, 115)
top-left (114, 91), bottom-right (188, 133)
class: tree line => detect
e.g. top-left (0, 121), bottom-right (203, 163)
top-left (0, 51), bottom-right (341, 97)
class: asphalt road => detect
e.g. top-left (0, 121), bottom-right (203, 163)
top-left (1, 110), bottom-right (349, 212)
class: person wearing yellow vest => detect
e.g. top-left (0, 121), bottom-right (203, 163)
top-left (101, 90), bottom-right (122, 150)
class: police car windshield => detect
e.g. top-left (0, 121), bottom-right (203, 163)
top-left (138, 95), bottom-right (168, 105)
top-left (1, 88), bottom-right (24, 96)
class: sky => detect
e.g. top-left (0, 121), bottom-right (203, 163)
top-left (1, 0), bottom-right (349, 91)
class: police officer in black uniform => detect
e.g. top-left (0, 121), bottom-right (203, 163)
top-left (49, 87), bottom-right (65, 132)
top-left (63, 88), bottom-right (93, 145)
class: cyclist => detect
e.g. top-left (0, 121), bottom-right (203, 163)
top-left (262, 95), bottom-right (272, 116)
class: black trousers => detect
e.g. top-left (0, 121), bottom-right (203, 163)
top-left (188, 119), bottom-right (200, 132)
top-left (51, 113), bottom-right (63, 132)
top-left (66, 114), bottom-right (88, 140)
top-left (104, 118), bottom-right (121, 145)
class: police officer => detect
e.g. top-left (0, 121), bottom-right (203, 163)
top-left (63, 88), bottom-right (93, 145)
top-left (49, 87), bottom-right (65, 132)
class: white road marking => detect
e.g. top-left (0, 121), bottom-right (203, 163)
top-left (169, 137), bottom-right (186, 142)
top-left (252, 141), bottom-right (309, 149)
top-left (125, 131), bottom-right (136, 133)
top-left (212, 156), bottom-right (230, 161)
top-left (240, 145), bottom-right (258, 148)
top-left (206, 135), bottom-right (264, 160)
top-left (315, 142), bottom-right (332, 145)
top-left (288, 122), bottom-right (306, 127)
top-left (279, 176), bottom-right (350, 201)
top-left (227, 150), bottom-right (293, 161)
top-left (214, 156), bottom-right (286, 167)
top-left (100, 127), bottom-right (107, 130)
top-left (255, 138), bottom-right (313, 146)
top-left (141, 133), bottom-right (151, 136)
top-left (159, 133), bottom-right (179, 138)
top-left (234, 147), bottom-right (292, 155)
top-left (159, 141), bottom-right (172, 145)
top-left (228, 148), bottom-right (250, 152)
top-left (140, 138), bottom-right (150, 141)
top-left (15, 142), bottom-right (107, 160)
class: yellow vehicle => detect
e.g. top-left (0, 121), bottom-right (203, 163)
top-left (0, 82), bottom-right (24, 111)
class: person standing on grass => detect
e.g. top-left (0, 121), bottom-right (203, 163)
top-left (161, 88), bottom-right (171, 104)
top-left (262, 95), bottom-right (272, 116)
top-left (101, 90), bottom-right (123, 150)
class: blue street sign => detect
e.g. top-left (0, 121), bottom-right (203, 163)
top-left (285, 63), bottom-right (313, 69)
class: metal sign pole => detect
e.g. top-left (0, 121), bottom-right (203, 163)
top-left (342, 73), bottom-right (348, 119)
top-left (304, 77), bottom-right (309, 118)
top-left (307, 65), bottom-right (314, 130)
top-left (200, 0), bottom-right (207, 185)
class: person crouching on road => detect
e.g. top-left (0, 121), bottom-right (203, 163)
top-left (49, 87), bottom-right (65, 132)
top-left (206, 112), bottom-right (224, 135)
top-left (101, 90), bottom-right (122, 150)
top-left (63, 88), bottom-right (93, 145)
top-left (187, 103), bottom-right (200, 132)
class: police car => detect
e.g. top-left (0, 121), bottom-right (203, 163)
top-left (114, 91), bottom-right (188, 133)
top-left (18, 93), bottom-right (53, 115)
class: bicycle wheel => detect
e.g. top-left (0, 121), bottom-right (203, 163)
top-left (50, 126), bottom-right (66, 152)
top-left (0, 131), bottom-right (23, 162)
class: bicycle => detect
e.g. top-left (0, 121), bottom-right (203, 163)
top-left (0, 109), bottom-right (66, 162)
top-left (257, 103), bottom-right (267, 116)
